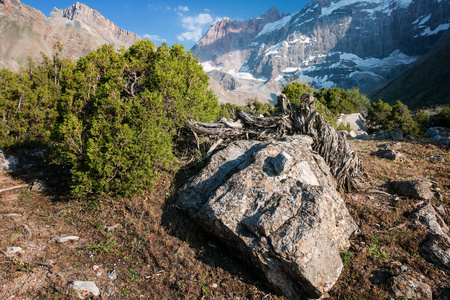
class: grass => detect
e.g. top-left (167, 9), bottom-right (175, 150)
top-left (83, 236), bottom-right (118, 255)
top-left (0, 139), bottom-right (448, 299)
top-left (340, 250), bottom-right (352, 267)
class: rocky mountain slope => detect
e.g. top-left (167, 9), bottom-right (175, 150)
top-left (0, 0), bottom-right (140, 72)
top-left (192, 0), bottom-right (450, 105)
top-left (370, 30), bottom-right (450, 109)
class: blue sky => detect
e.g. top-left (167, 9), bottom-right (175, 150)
top-left (22, 0), bottom-right (311, 50)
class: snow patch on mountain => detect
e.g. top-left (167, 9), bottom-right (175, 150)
top-left (321, 0), bottom-right (413, 17)
top-left (395, 0), bottom-right (413, 8)
top-left (413, 14), bottom-right (432, 26)
top-left (265, 42), bottom-right (283, 56)
top-left (350, 71), bottom-right (384, 80)
top-left (255, 15), bottom-right (292, 38)
top-left (202, 61), bottom-right (223, 72)
top-left (228, 69), bottom-right (267, 82)
top-left (333, 50), bottom-right (419, 70)
top-left (418, 23), bottom-right (450, 36)
top-left (321, 0), bottom-right (389, 16)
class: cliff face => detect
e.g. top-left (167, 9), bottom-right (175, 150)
top-left (192, 0), bottom-right (450, 105)
top-left (49, 2), bottom-right (140, 46)
top-left (0, 1), bottom-right (141, 72)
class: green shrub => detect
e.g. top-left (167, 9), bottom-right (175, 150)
top-left (219, 99), bottom-right (273, 120)
top-left (281, 82), bottom-right (313, 107)
top-left (0, 45), bottom-right (69, 150)
top-left (280, 83), bottom-right (370, 128)
top-left (386, 100), bottom-right (419, 135)
top-left (429, 106), bottom-right (450, 127)
top-left (315, 87), bottom-right (370, 115)
top-left (367, 99), bottom-right (423, 136)
top-left (366, 99), bottom-right (392, 132)
top-left (51, 41), bottom-right (219, 198)
top-left (413, 109), bottom-right (429, 136)
top-left (336, 123), bottom-right (352, 131)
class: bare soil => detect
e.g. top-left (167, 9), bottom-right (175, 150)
top-left (0, 139), bottom-right (449, 299)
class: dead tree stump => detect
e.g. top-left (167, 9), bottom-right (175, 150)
top-left (185, 93), bottom-right (369, 191)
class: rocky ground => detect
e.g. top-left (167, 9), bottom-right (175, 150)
top-left (0, 138), bottom-right (449, 299)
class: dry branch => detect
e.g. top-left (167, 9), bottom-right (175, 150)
top-left (0, 185), bottom-right (29, 193)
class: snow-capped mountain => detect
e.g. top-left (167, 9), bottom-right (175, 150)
top-left (192, 0), bottom-right (450, 105)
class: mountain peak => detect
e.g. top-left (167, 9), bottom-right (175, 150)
top-left (48, 2), bottom-right (140, 46)
top-left (258, 6), bottom-right (280, 23)
top-left (50, 2), bottom-right (101, 22)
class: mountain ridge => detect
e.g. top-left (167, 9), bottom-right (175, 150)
top-left (0, 0), bottom-right (140, 72)
top-left (192, 0), bottom-right (450, 107)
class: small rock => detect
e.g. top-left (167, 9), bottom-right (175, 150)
top-left (375, 149), bottom-right (403, 161)
top-left (105, 224), bottom-right (121, 233)
top-left (424, 128), bottom-right (440, 138)
top-left (5, 246), bottom-right (23, 255)
top-left (209, 283), bottom-right (218, 289)
top-left (67, 281), bottom-right (100, 299)
top-left (390, 274), bottom-right (432, 300)
top-left (433, 135), bottom-right (442, 141)
top-left (375, 130), bottom-right (390, 140)
top-left (399, 265), bottom-right (408, 272)
top-left (371, 278), bottom-right (381, 285)
top-left (50, 236), bottom-right (80, 243)
top-left (107, 269), bottom-right (117, 280)
top-left (391, 179), bottom-right (435, 200)
top-left (271, 151), bottom-right (293, 175)
top-left (23, 224), bottom-right (32, 238)
top-left (405, 134), bottom-right (414, 140)
top-left (389, 129), bottom-right (403, 141)
top-left (92, 265), bottom-right (100, 271)
top-left (31, 180), bottom-right (48, 191)
top-left (430, 155), bottom-right (445, 163)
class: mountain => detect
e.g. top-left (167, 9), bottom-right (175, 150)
top-left (192, 0), bottom-right (450, 106)
top-left (370, 30), bottom-right (450, 109)
top-left (0, 0), bottom-right (140, 72)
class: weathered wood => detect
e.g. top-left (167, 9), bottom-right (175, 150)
top-left (184, 93), bottom-right (369, 191)
top-left (237, 111), bottom-right (288, 128)
top-left (0, 185), bottom-right (29, 193)
top-left (206, 139), bottom-right (223, 158)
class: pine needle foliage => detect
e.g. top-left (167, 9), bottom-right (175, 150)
top-left (51, 40), bottom-right (219, 198)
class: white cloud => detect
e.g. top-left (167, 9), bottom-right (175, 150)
top-left (143, 34), bottom-right (166, 42)
top-left (177, 12), bottom-right (216, 42)
top-left (181, 13), bottom-right (213, 30)
top-left (176, 5), bottom-right (190, 12)
top-left (177, 29), bottom-right (203, 42)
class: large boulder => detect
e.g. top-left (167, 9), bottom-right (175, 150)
top-left (178, 135), bottom-right (358, 299)
top-left (337, 113), bottom-right (367, 131)
top-left (410, 204), bottom-right (450, 271)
